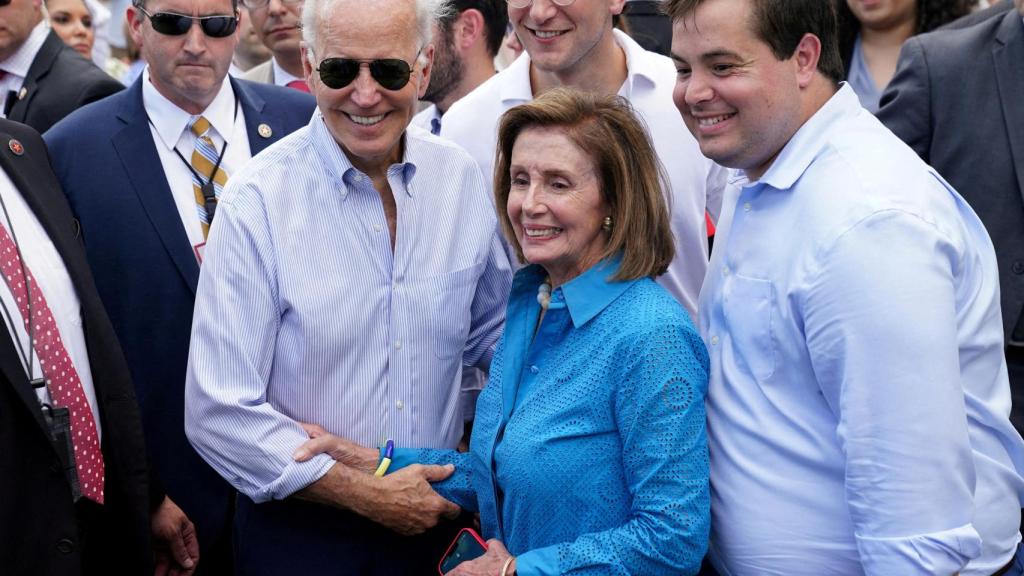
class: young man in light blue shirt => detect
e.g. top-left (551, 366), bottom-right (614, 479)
top-left (668, 0), bottom-right (1024, 574)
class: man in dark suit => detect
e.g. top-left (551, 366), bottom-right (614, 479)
top-left (0, 0), bottom-right (123, 133)
top-left (0, 118), bottom-right (151, 575)
top-left (43, 0), bottom-right (316, 570)
top-left (878, 0), bottom-right (1024, 438)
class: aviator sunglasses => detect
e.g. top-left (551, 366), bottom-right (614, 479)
top-left (315, 50), bottom-right (421, 91)
top-left (136, 6), bottom-right (239, 38)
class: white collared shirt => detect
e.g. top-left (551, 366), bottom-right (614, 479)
top-left (142, 68), bottom-right (252, 254)
top-left (0, 22), bottom-right (51, 117)
top-left (0, 167), bottom-right (101, 439)
top-left (271, 57), bottom-right (301, 88)
top-left (440, 29), bottom-right (727, 319)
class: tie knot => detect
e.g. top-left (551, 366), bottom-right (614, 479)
top-left (190, 116), bottom-right (212, 137)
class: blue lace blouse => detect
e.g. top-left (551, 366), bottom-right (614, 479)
top-left (390, 259), bottom-right (710, 575)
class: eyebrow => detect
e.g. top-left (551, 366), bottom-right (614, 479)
top-left (670, 49), bottom-right (743, 63)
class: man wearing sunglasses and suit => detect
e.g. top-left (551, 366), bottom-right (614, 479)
top-left (42, 0), bottom-right (315, 571)
top-left (0, 0), bottom-right (123, 133)
top-left (182, 0), bottom-right (512, 573)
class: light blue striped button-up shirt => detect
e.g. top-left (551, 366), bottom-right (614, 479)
top-left (184, 112), bottom-right (512, 502)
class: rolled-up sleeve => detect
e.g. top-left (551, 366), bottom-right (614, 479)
top-left (184, 183), bottom-right (335, 502)
top-left (803, 209), bottom-right (982, 574)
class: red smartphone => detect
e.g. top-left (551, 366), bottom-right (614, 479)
top-left (438, 527), bottom-right (488, 574)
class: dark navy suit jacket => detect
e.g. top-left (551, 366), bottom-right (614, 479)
top-left (43, 77), bottom-right (316, 552)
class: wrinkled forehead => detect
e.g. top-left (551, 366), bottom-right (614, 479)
top-left (316, 0), bottom-right (420, 57)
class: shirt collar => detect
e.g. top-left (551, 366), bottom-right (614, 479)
top-left (514, 254), bottom-right (636, 329)
top-left (0, 22), bottom-right (50, 78)
top-left (310, 111), bottom-right (418, 197)
top-left (142, 68), bottom-right (237, 150)
top-left (272, 57), bottom-right (302, 87)
top-left (733, 84), bottom-right (859, 191)
top-left (500, 28), bottom-right (658, 105)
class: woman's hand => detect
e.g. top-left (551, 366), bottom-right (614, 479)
top-left (446, 539), bottom-right (515, 576)
top-left (293, 422), bottom-right (379, 474)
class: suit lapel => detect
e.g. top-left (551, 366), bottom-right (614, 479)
top-left (112, 82), bottom-right (200, 293)
top-left (234, 78), bottom-right (278, 156)
top-left (7, 32), bottom-right (61, 123)
top-left (0, 128), bottom-right (61, 436)
top-left (993, 11), bottom-right (1024, 204)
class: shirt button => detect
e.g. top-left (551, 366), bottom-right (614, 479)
top-left (722, 266), bottom-right (730, 276)
top-left (396, 399), bottom-right (404, 410)
top-left (373, 224), bottom-right (382, 232)
top-left (743, 202), bottom-right (752, 212)
top-left (354, 174), bottom-right (364, 182)
top-left (529, 365), bottom-right (539, 375)
top-left (394, 340), bottom-right (402, 350)
top-left (1013, 261), bottom-right (1024, 275)
top-left (56, 538), bottom-right (74, 554)
top-left (710, 335), bottom-right (719, 346)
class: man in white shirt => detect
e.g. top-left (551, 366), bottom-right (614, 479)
top-left (43, 0), bottom-right (314, 571)
top-left (239, 0), bottom-right (306, 89)
top-left (440, 0), bottom-right (725, 318)
top-left (411, 0), bottom-right (506, 135)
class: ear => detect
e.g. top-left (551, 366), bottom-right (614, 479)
top-left (455, 8), bottom-right (485, 51)
top-left (127, 6), bottom-right (145, 49)
top-left (609, 0), bottom-right (626, 16)
top-left (792, 33), bottom-right (821, 89)
top-left (300, 41), bottom-right (315, 86)
top-left (416, 43), bottom-right (434, 99)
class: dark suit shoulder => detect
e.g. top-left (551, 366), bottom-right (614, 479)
top-left (49, 46), bottom-right (124, 102)
top-left (941, 0), bottom-right (1013, 30)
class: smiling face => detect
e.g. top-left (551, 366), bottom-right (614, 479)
top-left (509, 0), bottom-right (623, 77)
top-left (48, 0), bottom-right (94, 57)
top-left (506, 125), bottom-right (610, 287)
top-left (302, 0), bottom-right (430, 177)
top-left (128, 0), bottom-right (239, 114)
top-left (670, 0), bottom-right (804, 181)
top-left (248, 0), bottom-right (301, 62)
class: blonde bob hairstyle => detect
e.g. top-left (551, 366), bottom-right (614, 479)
top-left (493, 87), bottom-right (675, 281)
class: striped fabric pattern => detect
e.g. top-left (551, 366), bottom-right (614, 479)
top-left (189, 116), bottom-right (229, 238)
top-left (184, 116), bottom-right (512, 502)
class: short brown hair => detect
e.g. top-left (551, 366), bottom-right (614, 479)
top-left (664, 0), bottom-right (844, 85)
top-left (493, 87), bottom-right (675, 281)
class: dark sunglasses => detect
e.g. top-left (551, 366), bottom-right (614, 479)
top-left (315, 51), bottom-right (420, 91)
top-left (137, 6), bottom-right (238, 38)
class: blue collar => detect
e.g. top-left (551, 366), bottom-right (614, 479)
top-left (512, 254), bottom-right (637, 329)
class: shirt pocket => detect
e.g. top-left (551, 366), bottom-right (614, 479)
top-left (722, 274), bottom-right (776, 381)
top-left (420, 262), bottom-right (485, 360)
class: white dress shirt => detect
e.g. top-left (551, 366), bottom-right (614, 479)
top-left (411, 103), bottom-right (441, 134)
top-left (700, 85), bottom-right (1024, 576)
top-left (271, 58), bottom-right (302, 87)
top-left (0, 167), bottom-right (101, 438)
top-left (185, 112), bottom-right (512, 502)
top-left (0, 22), bottom-right (50, 116)
top-left (441, 29), bottom-right (727, 319)
top-left (142, 68), bottom-right (252, 254)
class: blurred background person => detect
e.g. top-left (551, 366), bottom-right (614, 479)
top-left (494, 22), bottom-right (522, 69)
top-left (45, 0), bottom-right (94, 58)
top-left (621, 0), bottom-right (671, 55)
top-left (232, 8), bottom-right (270, 72)
top-left (837, 0), bottom-right (975, 112)
top-left (240, 0), bottom-right (305, 89)
top-left (296, 89), bottom-right (711, 576)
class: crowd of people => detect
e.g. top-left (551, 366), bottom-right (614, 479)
top-left (0, 0), bottom-right (1023, 574)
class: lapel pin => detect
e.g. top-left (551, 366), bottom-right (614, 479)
top-left (17, 87), bottom-right (26, 100)
top-left (8, 139), bottom-right (24, 156)
top-left (257, 123), bottom-right (272, 138)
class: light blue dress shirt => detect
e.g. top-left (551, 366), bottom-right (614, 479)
top-left (392, 260), bottom-right (711, 575)
top-left (847, 34), bottom-right (882, 114)
top-left (184, 111), bottom-right (512, 502)
top-left (700, 85), bottom-right (1024, 576)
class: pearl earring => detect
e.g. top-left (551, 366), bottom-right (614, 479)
top-left (602, 216), bottom-right (613, 232)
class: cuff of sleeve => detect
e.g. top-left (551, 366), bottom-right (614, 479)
top-left (856, 523), bottom-right (982, 575)
top-left (252, 453), bottom-right (336, 502)
top-left (389, 447), bottom-right (420, 473)
top-left (514, 545), bottom-right (560, 576)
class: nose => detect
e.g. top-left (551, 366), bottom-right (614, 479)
top-left (526, 0), bottom-right (557, 23)
top-left (520, 181), bottom-right (546, 216)
top-left (683, 68), bottom-right (714, 107)
top-left (182, 18), bottom-right (208, 54)
top-left (349, 65), bottom-right (382, 108)
top-left (266, 0), bottom-right (285, 16)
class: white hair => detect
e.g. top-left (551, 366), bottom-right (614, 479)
top-left (302, 0), bottom-right (451, 65)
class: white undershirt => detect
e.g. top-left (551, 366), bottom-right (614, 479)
top-left (141, 67), bottom-right (252, 254)
top-left (0, 167), bottom-right (101, 439)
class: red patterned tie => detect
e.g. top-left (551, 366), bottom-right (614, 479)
top-left (0, 223), bottom-right (104, 503)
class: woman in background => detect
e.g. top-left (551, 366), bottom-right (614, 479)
top-left (46, 0), bottom-right (94, 59)
top-left (837, 0), bottom-right (974, 112)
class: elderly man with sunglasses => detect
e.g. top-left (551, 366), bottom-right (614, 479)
top-left (178, 0), bottom-right (512, 573)
top-left (42, 0), bottom-right (315, 571)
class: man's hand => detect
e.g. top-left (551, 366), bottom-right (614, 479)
top-left (152, 496), bottom-right (199, 576)
top-left (296, 462), bottom-right (461, 536)
top-left (446, 539), bottom-right (514, 575)
top-left (293, 423), bottom-right (378, 474)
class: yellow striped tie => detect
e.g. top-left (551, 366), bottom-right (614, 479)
top-left (190, 116), bottom-right (229, 239)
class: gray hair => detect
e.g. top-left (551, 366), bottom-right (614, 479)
top-left (302, 0), bottom-right (451, 65)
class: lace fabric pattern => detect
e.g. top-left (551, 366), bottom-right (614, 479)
top-left (407, 265), bottom-right (710, 575)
